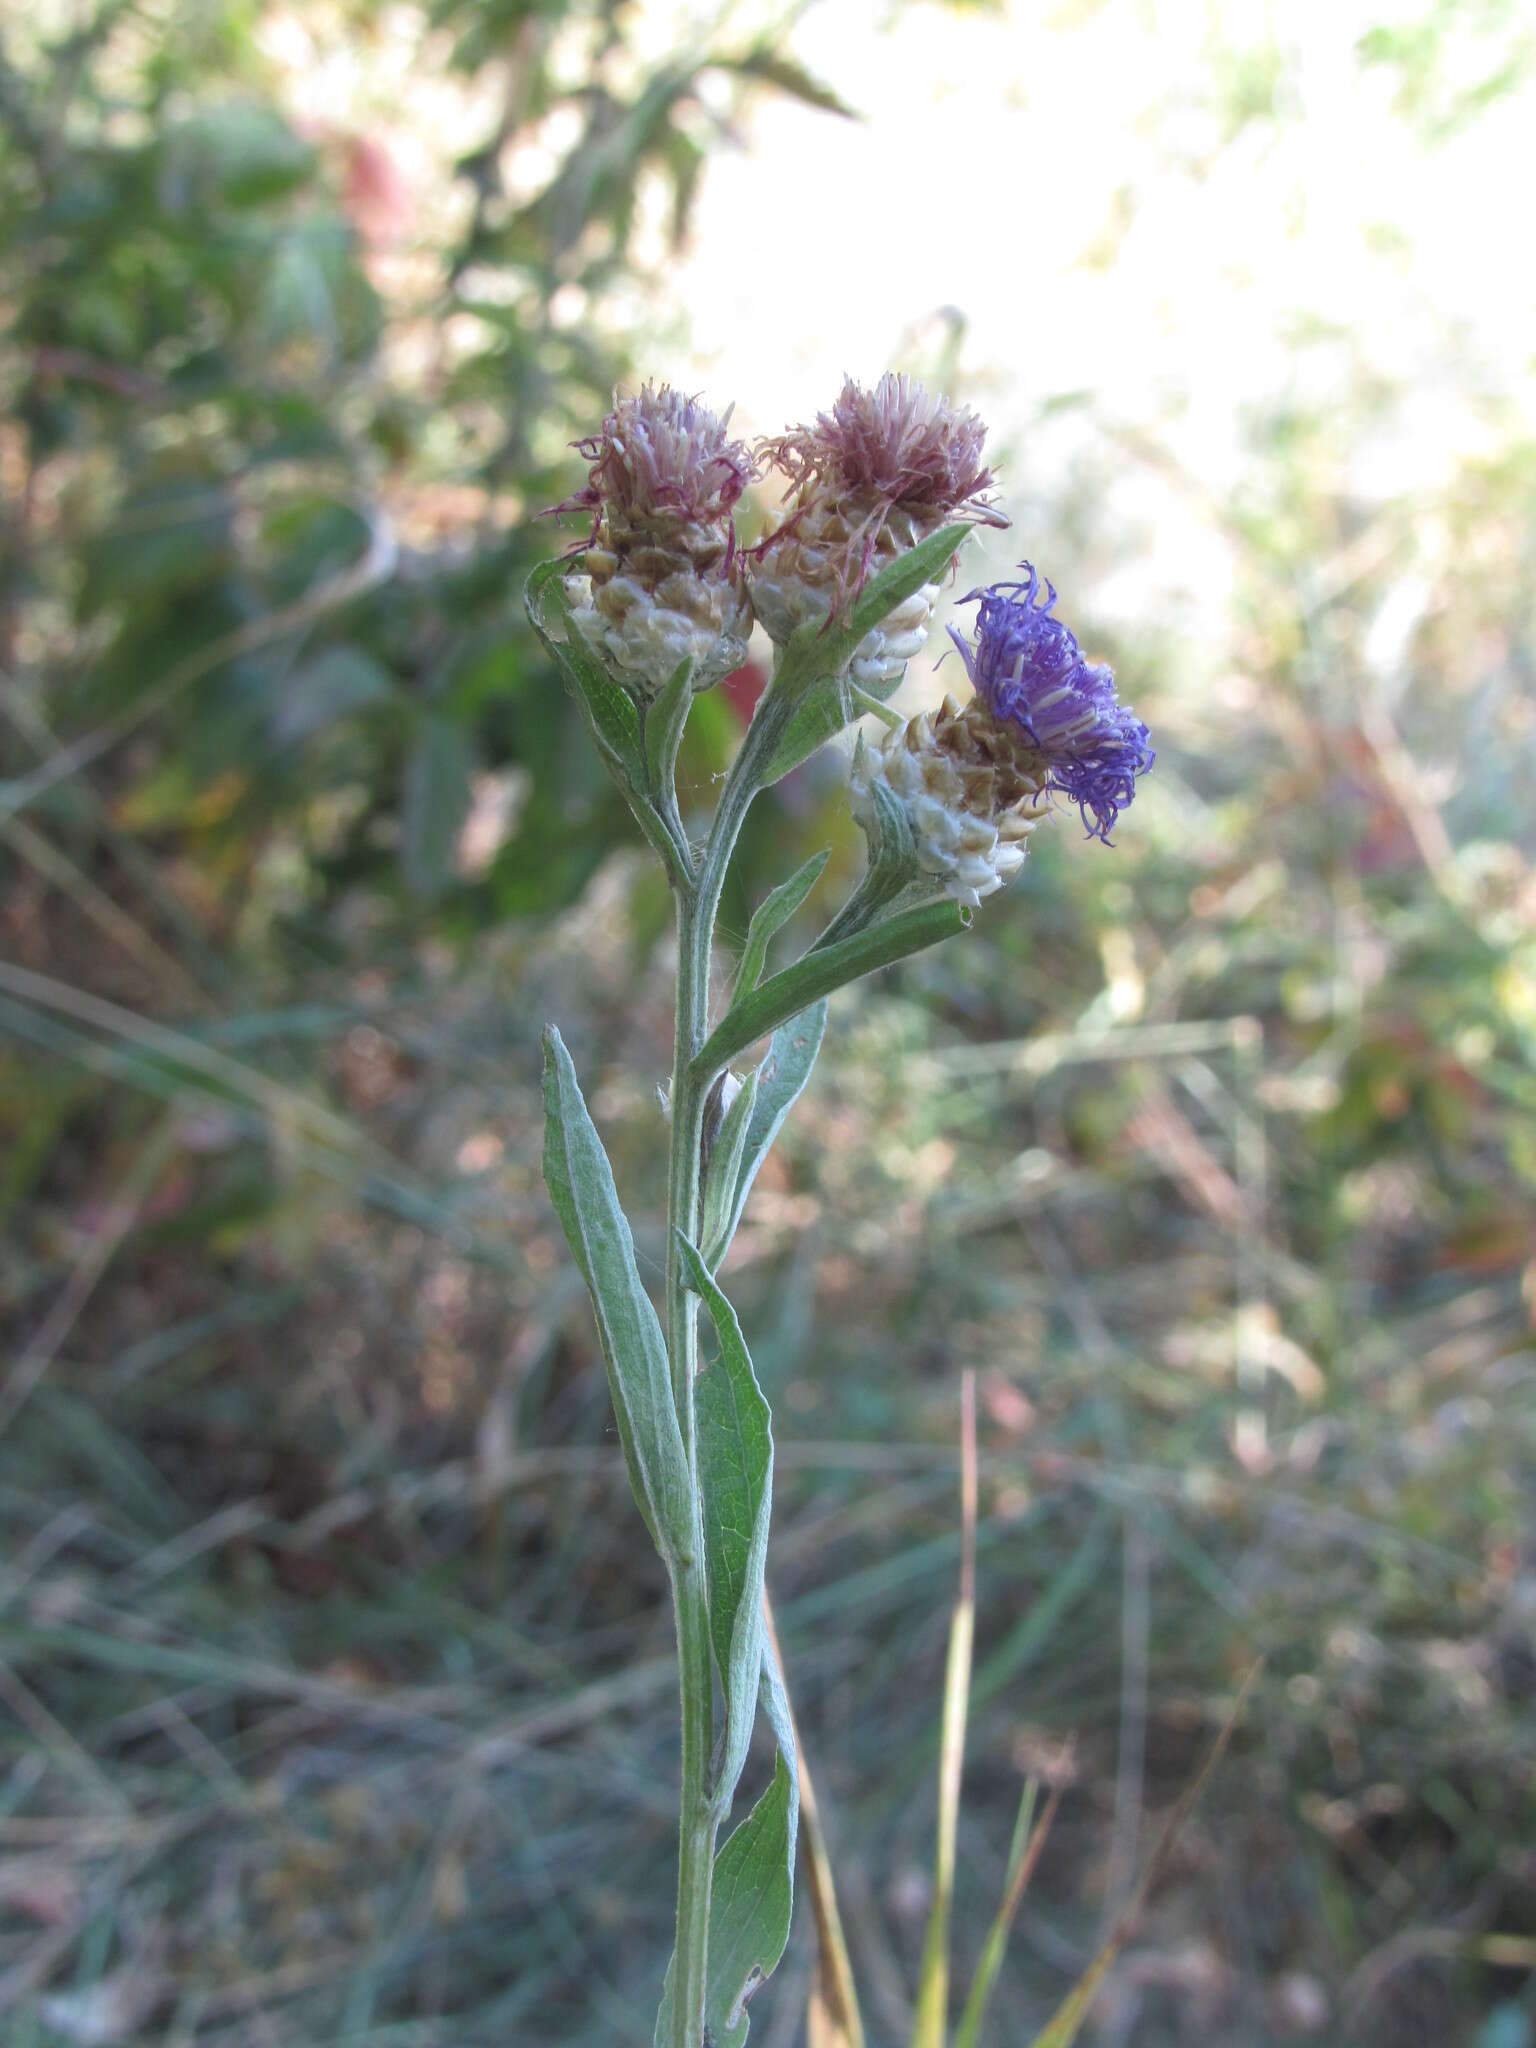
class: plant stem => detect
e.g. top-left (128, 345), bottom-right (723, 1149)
top-left (662, 679), bottom-right (798, 2047)
top-left (665, 867), bottom-right (716, 2048)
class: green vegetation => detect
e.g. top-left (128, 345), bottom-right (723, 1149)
top-left (2, 4), bottom-right (1533, 2045)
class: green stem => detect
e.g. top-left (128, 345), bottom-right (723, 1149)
top-left (663, 681), bottom-right (793, 2046)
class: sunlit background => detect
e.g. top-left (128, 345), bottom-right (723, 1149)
top-left (2, 3), bottom-right (1534, 2044)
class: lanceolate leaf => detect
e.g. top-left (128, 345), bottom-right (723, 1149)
top-left (700, 1068), bottom-right (760, 1270)
top-left (655, 1747), bottom-right (799, 2048)
top-left (762, 520), bottom-right (972, 785)
top-left (713, 45), bottom-right (858, 119)
top-left (703, 1003), bottom-right (826, 1268)
top-left (677, 1234), bottom-right (772, 1814)
top-left (695, 901), bottom-right (967, 1082)
top-left (643, 651), bottom-right (694, 801)
top-left (540, 1027), bottom-right (692, 1562)
top-left (731, 849), bottom-right (830, 1005)
top-left (701, 1751), bottom-right (798, 2047)
top-left (525, 558), bottom-right (643, 780)
top-left (525, 558), bottom-right (693, 880)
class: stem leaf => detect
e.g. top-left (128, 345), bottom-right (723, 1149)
top-left (700, 1067), bottom-right (760, 1271)
top-left (644, 652), bottom-right (695, 802)
top-left (655, 1750), bottom-right (798, 2048)
top-left (731, 849), bottom-right (830, 1005)
top-left (696, 901), bottom-right (967, 1082)
top-left (677, 1233), bottom-right (772, 1814)
top-left (703, 1002), bottom-right (827, 1269)
top-left (525, 559), bottom-right (691, 878)
top-left (540, 1026), bottom-right (692, 1562)
top-left (525, 557), bottom-right (644, 780)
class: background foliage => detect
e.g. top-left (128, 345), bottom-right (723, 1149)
top-left (1, 3), bottom-right (1534, 2045)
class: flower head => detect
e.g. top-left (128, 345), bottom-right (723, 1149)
top-left (762, 374), bottom-right (1001, 538)
top-left (750, 375), bottom-right (1003, 688)
top-left (948, 565), bottom-right (1153, 841)
top-left (850, 694), bottom-right (1050, 908)
top-left (555, 384), bottom-right (756, 538)
top-left (548, 385), bottom-right (756, 698)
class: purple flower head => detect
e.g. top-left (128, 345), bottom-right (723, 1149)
top-left (948, 564), bottom-right (1154, 842)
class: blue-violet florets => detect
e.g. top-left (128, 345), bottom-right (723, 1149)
top-left (949, 565), bottom-right (1153, 841)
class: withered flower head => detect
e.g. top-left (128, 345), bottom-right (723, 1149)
top-left (557, 384), bottom-right (756, 534)
top-left (763, 373), bottom-right (999, 533)
top-left (752, 374), bottom-right (1005, 691)
top-left (551, 384), bottom-right (757, 698)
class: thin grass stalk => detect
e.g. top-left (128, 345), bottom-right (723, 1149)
top-left (952, 1779), bottom-right (1064, 2048)
top-left (911, 1371), bottom-right (977, 2048)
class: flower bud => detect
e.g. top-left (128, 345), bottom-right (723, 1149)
top-left (752, 375), bottom-right (1003, 690)
top-left (554, 384), bottom-right (756, 697)
top-left (850, 694), bottom-right (1050, 908)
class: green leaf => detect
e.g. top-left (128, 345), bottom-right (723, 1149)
top-left (761, 520), bottom-right (972, 785)
top-left (846, 742), bottom-right (921, 928)
top-left (524, 557), bottom-right (644, 784)
top-left (655, 1747), bottom-right (799, 2048)
top-left (955, 1781), bottom-right (1059, 2048)
top-left (643, 652), bottom-right (694, 800)
top-left (540, 1028), bottom-right (692, 1561)
top-left (678, 1234), bottom-right (772, 1812)
top-left (700, 1068), bottom-right (759, 1270)
top-left (730, 850), bottom-right (830, 1005)
top-left (702, 1003), bottom-right (826, 1269)
top-left (695, 901), bottom-right (967, 1081)
top-left (525, 558), bottom-right (691, 878)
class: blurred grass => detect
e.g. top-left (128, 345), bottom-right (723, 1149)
top-left (3, 2), bottom-right (1536, 2046)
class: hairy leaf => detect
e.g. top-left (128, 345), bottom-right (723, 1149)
top-left (703, 1003), bottom-right (827, 1268)
top-left (730, 850), bottom-right (830, 1005)
top-left (695, 902), bottom-right (967, 1081)
top-left (525, 558), bottom-right (643, 778)
top-left (700, 1067), bottom-right (760, 1270)
top-left (525, 558), bottom-right (691, 877)
top-left (655, 1748), bottom-right (798, 2048)
top-left (643, 651), bottom-right (694, 802)
top-left (678, 1234), bottom-right (772, 1812)
top-left (541, 1027), bottom-right (691, 1560)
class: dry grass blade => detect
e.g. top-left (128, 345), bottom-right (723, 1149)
top-left (911, 1370), bottom-right (977, 2048)
top-left (1025, 1660), bottom-right (1264, 2048)
top-left (762, 1589), bottom-right (865, 2048)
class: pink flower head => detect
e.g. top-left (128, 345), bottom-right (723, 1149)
top-left (761, 374), bottom-right (1004, 531)
top-left (551, 383), bottom-right (757, 541)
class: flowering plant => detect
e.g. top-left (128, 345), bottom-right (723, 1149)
top-left (527, 378), bottom-right (1155, 2047)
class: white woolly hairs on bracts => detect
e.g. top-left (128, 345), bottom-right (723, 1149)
top-left (847, 695), bottom-right (1051, 910)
